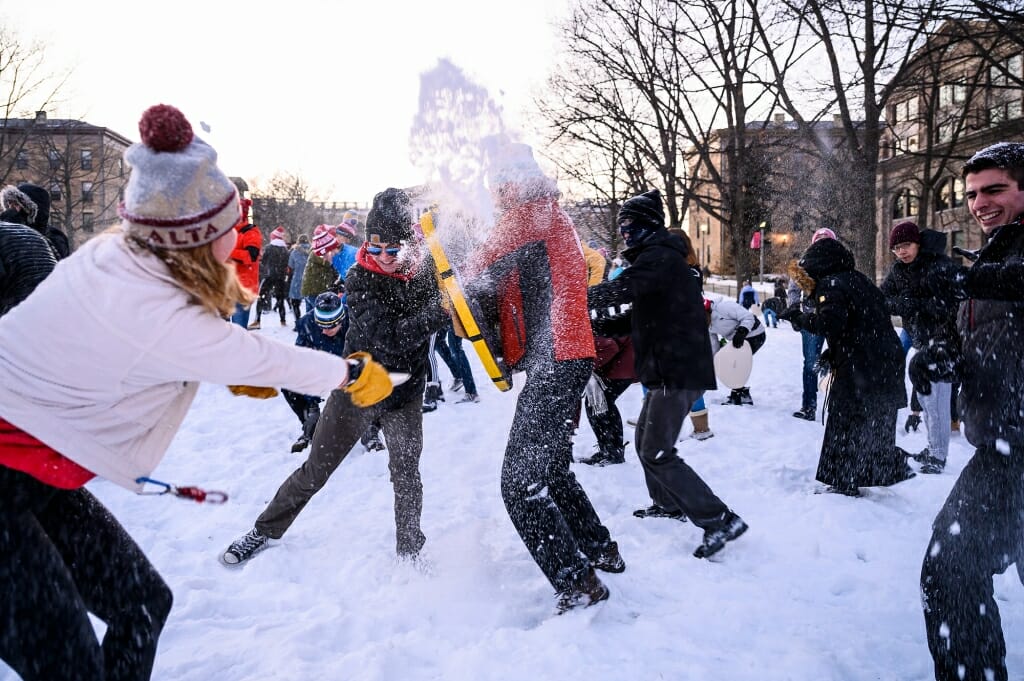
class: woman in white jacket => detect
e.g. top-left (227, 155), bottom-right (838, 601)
top-left (708, 297), bottom-right (767, 405)
top-left (0, 105), bottom-right (392, 681)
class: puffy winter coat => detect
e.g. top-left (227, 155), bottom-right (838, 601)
top-left (709, 298), bottom-right (765, 344)
top-left (260, 242), bottom-right (290, 281)
top-left (880, 229), bottom-right (960, 350)
top-left (0, 221), bottom-right (56, 317)
top-left (463, 195), bottom-right (595, 371)
top-left (301, 253), bottom-right (339, 298)
top-left (288, 244), bottom-right (310, 299)
top-left (956, 216), bottom-right (1024, 448)
top-left (332, 244), bottom-right (358, 283)
top-left (796, 238), bottom-right (905, 409)
top-left (231, 222), bottom-right (262, 294)
top-left (588, 229), bottom-right (716, 391)
top-left (343, 245), bottom-right (446, 407)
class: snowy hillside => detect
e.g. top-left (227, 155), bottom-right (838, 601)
top-left (3, 318), bottom-right (1020, 681)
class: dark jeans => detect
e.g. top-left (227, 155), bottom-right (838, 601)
top-left (635, 387), bottom-right (729, 527)
top-left (256, 391), bottom-right (426, 556)
top-left (256, 277), bottom-right (287, 323)
top-left (502, 358), bottom-right (611, 592)
top-left (0, 467), bottom-right (172, 681)
top-left (921, 445), bottom-right (1024, 681)
top-left (584, 377), bottom-right (633, 457)
top-left (446, 324), bottom-right (477, 394)
top-left (281, 389), bottom-right (321, 440)
top-left (800, 330), bottom-right (825, 410)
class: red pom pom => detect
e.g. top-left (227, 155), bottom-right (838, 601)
top-left (138, 104), bottom-right (194, 152)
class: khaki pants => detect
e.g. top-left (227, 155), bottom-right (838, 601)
top-left (255, 390), bottom-right (426, 556)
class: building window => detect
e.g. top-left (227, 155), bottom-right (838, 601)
top-left (952, 177), bottom-right (965, 208)
top-left (907, 136), bottom-right (919, 153)
top-left (48, 150), bottom-right (61, 170)
top-left (15, 150), bottom-right (28, 169)
top-left (892, 189), bottom-right (919, 219)
top-left (81, 182), bottom-right (94, 204)
top-left (82, 211), bottom-right (94, 233)
top-left (936, 180), bottom-right (952, 211)
top-left (80, 149), bottom-right (93, 170)
top-left (50, 183), bottom-right (62, 202)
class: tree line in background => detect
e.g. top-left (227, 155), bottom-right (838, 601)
top-left (537, 0), bottom-right (1024, 282)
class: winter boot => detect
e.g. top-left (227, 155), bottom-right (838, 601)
top-left (556, 567), bottom-right (610, 614)
top-left (693, 511), bottom-right (748, 559)
top-left (738, 387), bottom-right (754, 406)
top-left (721, 389), bottom-right (743, 405)
top-left (633, 503), bottom-right (687, 521)
top-left (422, 382), bottom-right (444, 413)
top-left (247, 320), bottom-right (261, 330)
top-left (689, 409), bottom-right (713, 441)
top-left (221, 527), bottom-right (272, 566)
top-left (580, 447), bottom-right (625, 466)
top-left (911, 447), bottom-right (931, 463)
top-left (904, 412), bottom-right (922, 432)
top-left (290, 435), bottom-right (311, 453)
top-left (590, 540), bottom-right (626, 573)
top-left (793, 406), bottom-right (815, 421)
top-left (361, 424), bottom-right (385, 452)
top-left (916, 449), bottom-right (946, 474)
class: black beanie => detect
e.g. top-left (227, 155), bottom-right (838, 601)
top-left (618, 189), bottom-right (665, 231)
top-left (365, 188), bottom-right (414, 244)
top-left (18, 183), bottom-right (50, 232)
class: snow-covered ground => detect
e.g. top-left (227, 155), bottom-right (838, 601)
top-left (4, 316), bottom-right (1021, 681)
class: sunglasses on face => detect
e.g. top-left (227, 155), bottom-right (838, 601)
top-left (618, 217), bottom-right (635, 229)
top-left (366, 244), bottom-right (402, 256)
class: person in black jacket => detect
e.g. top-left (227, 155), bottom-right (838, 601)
top-left (780, 238), bottom-right (915, 495)
top-left (223, 188), bottom-right (447, 566)
top-left (0, 186), bottom-right (57, 317)
top-left (588, 189), bottom-right (747, 559)
top-left (916, 142), bottom-right (1024, 681)
top-left (17, 183), bottom-right (70, 259)
top-left (879, 221), bottom-right (960, 474)
top-left (252, 225), bottom-right (290, 328)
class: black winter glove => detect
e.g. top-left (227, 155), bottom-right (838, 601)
top-left (778, 304), bottom-right (804, 331)
top-left (908, 342), bottom-right (960, 397)
top-left (731, 326), bottom-right (749, 348)
top-left (904, 413), bottom-right (921, 433)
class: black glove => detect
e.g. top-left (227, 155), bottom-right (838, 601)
top-left (904, 413), bottom-right (922, 432)
top-left (731, 326), bottom-right (749, 348)
top-left (908, 342), bottom-right (960, 397)
top-left (813, 348), bottom-right (831, 377)
top-left (778, 304), bottom-right (804, 330)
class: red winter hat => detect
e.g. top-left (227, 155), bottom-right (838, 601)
top-left (336, 219), bottom-right (358, 239)
top-left (312, 224), bottom-right (340, 256)
top-left (270, 226), bottom-right (286, 242)
top-left (889, 221), bottom-right (920, 249)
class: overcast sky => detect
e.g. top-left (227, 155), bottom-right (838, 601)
top-left (4, 0), bottom-right (568, 203)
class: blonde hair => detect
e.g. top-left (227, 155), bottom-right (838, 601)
top-left (121, 229), bottom-right (255, 316)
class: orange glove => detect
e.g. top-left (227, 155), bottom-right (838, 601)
top-left (343, 352), bottom-right (393, 407)
top-left (227, 385), bottom-right (280, 399)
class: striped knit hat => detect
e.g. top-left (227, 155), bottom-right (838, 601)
top-left (270, 226), bottom-right (287, 242)
top-left (313, 292), bottom-right (346, 328)
top-left (311, 224), bottom-right (339, 256)
top-left (118, 104), bottom-right (239, 249)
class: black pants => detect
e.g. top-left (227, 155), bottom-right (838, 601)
top-left (502, 358), bottom-right (611, 592)
top-left (584, 377), bottom-right (634, 457)
top-left (256, 277), bottom-right (287, 323)
top-left (0, 466), bottom-right (172, 681)
top-left (921, 445), bottom-right (1024, 681)
top-left (281, 389), bottom-right (321, 440)
top-left (635, 387), bottom-right (729, 527)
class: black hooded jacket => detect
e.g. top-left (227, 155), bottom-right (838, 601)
top-left (797, 238), bottom-right (906, 409)
top-left (0, 220), bottom-right (57, 317)
top-left (956, 216), bottom-right (1024, 448)
top-left (588, 230), bottom-right (716, 390)
top-left (880, 229), bottom-right (961, 349)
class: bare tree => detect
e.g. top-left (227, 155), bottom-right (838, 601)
top-left (250, 172), bottom-right (331, 240)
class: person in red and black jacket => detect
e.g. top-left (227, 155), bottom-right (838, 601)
top-left (578, 334), bottom-right (636, 466)
top-left (229, 197), bottom-right (261, 327)
top-left (463, 139), bottom-right (621, 614)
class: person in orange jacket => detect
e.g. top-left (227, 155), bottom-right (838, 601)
top-left (229, 197), bottom-right (262, 327)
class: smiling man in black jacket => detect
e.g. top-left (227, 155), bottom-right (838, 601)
top-left (588, 189), bottom-right (747, 559)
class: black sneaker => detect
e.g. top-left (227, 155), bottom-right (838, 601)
top-left (824, 485), bottom-right (862, 497)
top-left (590, 541), bottom-right (626, 573)
top-left (792, 406), bottom-right (815, 421)
top-left (919, 455), bottom-right (946, 474)
top-left (633, 504), bottom-right (687, 521)
top-left (579, 449), bottom-right (625, 466)
top-left (556, 568), bottom-right (610, 614)
top-left (693, 511), bottom-right (748, 559)
top-left (911, 447), bottom-right (931, 463)
top-left (221, 528), bottom-right (272, 566)
top-left (290, 435), bottom-right (311, 453)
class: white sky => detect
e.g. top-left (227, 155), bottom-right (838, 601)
top-left (2, 0), bottom-right (568, 203)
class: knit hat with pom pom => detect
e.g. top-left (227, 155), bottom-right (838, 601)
top-left (118, 104), bottom-right (239, 249)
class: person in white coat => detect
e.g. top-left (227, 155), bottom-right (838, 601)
top-left (0, 104), bottom-right (393, 681)
top-left (707, 297), bottom-right (767, 405)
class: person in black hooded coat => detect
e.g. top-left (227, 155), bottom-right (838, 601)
top-left (781, 237), bottom-right (914, 494)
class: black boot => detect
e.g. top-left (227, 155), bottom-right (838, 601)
top-left (721, 389), bottom-right (743, 405)
top-left (589, 540), bottom-right (626, 573)
top-left (693, 511), bottom-right (748, 559)
top-left (556, 567), bottom-right (610, 614)
top-left (738, 387), bottom-right (754, 406)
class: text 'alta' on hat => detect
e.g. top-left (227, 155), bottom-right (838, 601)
top-left (889, 221), bottom-right (920, 249)
top-left (312, 224), bottom-right (340, 256)
top-left (118, 104), bottom-right (239, 249)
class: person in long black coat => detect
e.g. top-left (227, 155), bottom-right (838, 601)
top-left (781, 237), bottom-right (915, 494)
